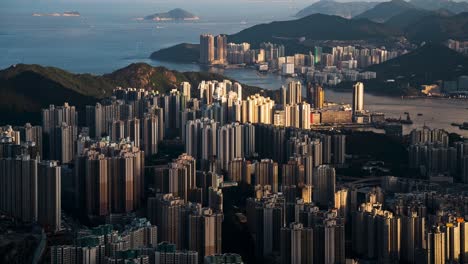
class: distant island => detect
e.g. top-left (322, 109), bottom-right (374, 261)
top-left (32, 11), bottom-right (80, 17)
top-left (144, 8), bottom-right (199, 21)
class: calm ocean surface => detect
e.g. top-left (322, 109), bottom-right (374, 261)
top-left (1, 5), bottom-right (467, 136)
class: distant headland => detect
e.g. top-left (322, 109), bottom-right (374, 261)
top-left (143, 8), bottom-right (199, 21)
top-left (32, 11), bottom-right (80, 17)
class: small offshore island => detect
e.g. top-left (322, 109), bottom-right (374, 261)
top-left (143, 8), bottom-right (199, 21)
top-left (32, 11), bottom-right (80, 17)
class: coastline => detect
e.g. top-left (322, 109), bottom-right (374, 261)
top-left (150, 53), bottom-right (468, 101)
top-left (149, 54), bottom-right (416, 98)
top-left (32, 12), bottom-right (80, 17)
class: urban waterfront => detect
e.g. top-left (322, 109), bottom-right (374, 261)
top-left (2, 9), bottom-right (467, 137)
top-left (149, 60), bottom-right (468, 137)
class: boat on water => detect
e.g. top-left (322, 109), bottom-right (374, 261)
top-left (452, 123), bottom-right (462, 127)
top-left (417, 113), bottom-right (423, 116)
top-left (400, 113), bottom-right (413, 125)
top-left (385, 115), bottom-right (413, 125)
top-left (460, 122), bottom-right (468, 130)
top-left (400, 119), bottom-right (413, 125)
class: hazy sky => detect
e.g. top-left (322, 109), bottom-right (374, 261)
top-left (3, 0), bottom-right (467, 17)
top-left (1, 0), bottom-right (326, 18)
top-left (0, 0), bottom-right (389, 10)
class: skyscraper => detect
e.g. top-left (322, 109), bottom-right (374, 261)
top-left (332, 135), bottom-right (346, 165)
top-left (110, 120), bottom-right (125, 142)
top-left (126, 118), bottom-right (141, 148)
top-left (42, 103), bottom-right (78, 160)
top-left (152, 106), bottom-right (165, 142)
top-left (0, 154), bottom-right (38, 223)
top-left (38, 160), bottom-right (61, 232)
top-left (187, 207), bottom-right (223, 260)
top-left (313, 84), bottom-right (325, 109)
top-left (400, 212), bottom-right (425, 263)
top-left (53, 123), bottom-right (76, 164)
top-left (306, 83), bottom-right (313, 106)
top-left (352, 82), bottom-right (364, 115)
top-left (352, 202), bottom-right (401, 262)
top-left (185, 118), bottom-right (218, 163)
top-left (76, 141), bottom-right (144, 217)
top-left (180, 82), bottom-right (192, 100)
top-left (148, 194), bottom-right (186, 249)
top-left (427, 226), bottom-right (446, 264)
top-left (208, 187), bottom-right (223, 213)
top-left (153, 154), bottom-right (197, 202)
top-left (217, 123), bottom-right (243, 171)
top-left (299, 102), bottom-right (311, 130)
top-left (247, 194), bottom-right (285, 257)
top-left (286, 81), bottom-right (302, 104)
top-left (233, 82), bottom-right (242, 101)
top-left (215, 35), bottom-right (227, 64)
top-left (164, 89), bottom-right (182, 137)
top-left (280, 222), bottom-right (314, 264)
top-left (299, 206), bottom-right (345, 264)
top-left (142, 114), bottom-right (158, 157)
top-left (313, 165), bottom-right (336, 208)
top-left (314, 46), bottom-right (323, 64)
top-left (85, 103), bottom-right (102, 138)
top-left (82, 152), bottom-right (109, 217)
top-left (200, 34), bottom-right (215, 64)
top-left (282, 158), bottom-right (305, 188)
top-left (22, 123), bottom-right (43, 158)
top-left (255, 159), bottom-right (279, 193)
top-left (284, 104), bottom-right (300, 128)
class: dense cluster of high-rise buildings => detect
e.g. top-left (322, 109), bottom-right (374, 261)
top-left (199, 34), bottom-right (410, 86)
top-left (446, 39), bottom-right (468, 55)
top-left (0, 124), bottom-right (61, 232)
top-left (408, 127), bottom-right (468, 182)
top-left (0, 78), bottom-right (351, 263)
top-left (2, 70), bottom-right (468, 264)
top-left (200, 34), bottom-right (227, 65)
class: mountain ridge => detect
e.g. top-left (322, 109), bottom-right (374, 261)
top-left (367, 43), bottom-right (468, 82)
top-left (354, 0), bottom-right (417, 23)
top-left (410, 0), bottom-right (468, 14)
top-left (384, 8), bottom-right (455, 30)
top-left (228, 13), bottom-right (401, 49)
top-left (404, 12), bottom-right (468, 42)
top-left (295, 0), bottom-right (378, 19)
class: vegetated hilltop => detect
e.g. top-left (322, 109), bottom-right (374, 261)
top-left (0, 63), bottom-right (267, 124)
top-left (354, 0), bottom-right (417, 23)
top-left (144, 8), bottom-right (199, 21)
top-left (295, 0), bottom-right (378, 19)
